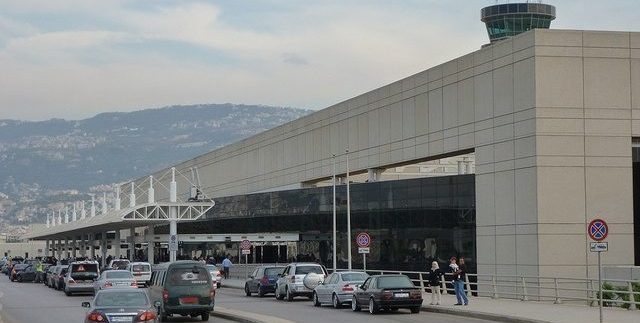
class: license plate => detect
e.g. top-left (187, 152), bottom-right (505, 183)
top-left (109, 316), bottom-right (132, 322)
top-left (180, 296), bottom-right (198, 304)
top-left (394, 292), bottom-right (410, 298)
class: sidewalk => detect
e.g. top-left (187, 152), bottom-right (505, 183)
top-left (221, 278), bottom-right (640, 323)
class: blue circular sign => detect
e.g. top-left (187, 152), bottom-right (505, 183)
top-left (356, 232), bottom-right (371, 248)
top-left (588, 219), bottom-right (608, 241)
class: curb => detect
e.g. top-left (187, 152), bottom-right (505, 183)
top-left (210, 309), bottom-right (265, 323)
top-left (421, 305), bottom-right (551, 323)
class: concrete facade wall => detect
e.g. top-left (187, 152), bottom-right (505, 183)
top-left (138, 29), bottom-right (639, 279)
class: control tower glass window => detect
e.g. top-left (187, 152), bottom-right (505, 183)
top-left (481, 3), bottom-right (556, 43)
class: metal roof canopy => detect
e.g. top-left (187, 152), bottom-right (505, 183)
top-left (25, 201), bottom-right (214, 241)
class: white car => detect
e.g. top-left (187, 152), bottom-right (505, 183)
top-left (93, 270), bottom-right (138, 294)
top-left (107, 259), bottom-right (130, 270)
top-left (126, 262), bottom-right (152, 287)
top-left (312, 271), bottom-right (369, 308)
top-left (275, 263), bottom-right (328, 301)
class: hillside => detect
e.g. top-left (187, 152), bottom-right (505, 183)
top-left (0, 103), bottom-right (311, 229)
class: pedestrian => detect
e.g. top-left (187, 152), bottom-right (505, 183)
top-left (222, 255), bottom-right (232, 279)
top-left (451, 257), bottom-right (468, 306)
top-left (34, 260), bottom-right (44, 283)
top-left (428, 261), bottom-right (443, 305)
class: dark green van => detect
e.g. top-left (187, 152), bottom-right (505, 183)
top-left (149, 261), bottom-right (215, 321)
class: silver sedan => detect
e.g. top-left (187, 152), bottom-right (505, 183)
top-left (82, 289), bottom-right (158, 323)
top-left (312, 271), bottom-right (369, 308)
top-left (93, 270), bottom-right (138, 294)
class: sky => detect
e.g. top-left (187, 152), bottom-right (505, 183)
top-left (0, 0), bottom-right (639, 121)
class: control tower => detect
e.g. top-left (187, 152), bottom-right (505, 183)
top-left (481, 2), bottom-right (556, 43)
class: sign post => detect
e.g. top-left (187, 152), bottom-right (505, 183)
top-left (356, 232), bottom-right (371, 272)
top-left (588, 219), bottom-right (608, 323)
top-left (240, 239), bottom-right (252, 278)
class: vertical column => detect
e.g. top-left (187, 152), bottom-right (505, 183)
top-left (169, 167), bottom-right (178, 262)
top-left (148, 176), bottom-right (155, 204)
top-left (129, 227), bottom-right (136, 261)
top-left (114, 230), bottom-right (121, 259)
top-left (91, 196), bottom-right (96, 217)
top-left (89, 234), bottom-right (96, 259)
top-left (45, 240), bottom-right (50, 257)
top-left (80, 236), bottom-right (86, 257)
top-left (115, 185), bottom-right (121, 211)
top-left (147, 225), bottom-right (155, 265)
top-left (64, 238), bottom-right (69, 258)
top-left (100, 233), bottom-right (107, 264)
top-left (130, 182), bottom-right (136, 208)
top-left (72, 238), bottom-right (77, 258)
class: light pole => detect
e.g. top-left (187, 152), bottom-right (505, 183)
top-left (346, 148), bottom-right (352, 270)
top-left (332, 154), bottom-right (337, 272)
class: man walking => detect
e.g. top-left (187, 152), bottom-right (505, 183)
top-left (452, 257), bottom-right (469, 306)
top-left (222, 255), bottom-right (232, 279)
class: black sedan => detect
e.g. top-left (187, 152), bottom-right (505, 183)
top-left (15, 265), bottom-right (38, 282)
top-left (351, 274), bottom-right (423, 314)
top-left (10, 264), bottom-right (29, 282)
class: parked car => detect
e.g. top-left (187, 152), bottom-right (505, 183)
top-left (54, 265), bottom-right (69, 290)
top-left (313, 271), bottom-right (369, 308)
top-left (244, 266), bottom-right (284, 297)
top-left (351, 274), bottom-right (423, 314)
top-left (206, 265), bottom-right (223, 289)
top-left (44, 265), bottom-right (58, 287)
top-left (82, 288), bottom-right (158, 323)
top-left (93, 270), bottom-right (137, 294)
top-left (65, 261), bottom-right (100, 296)
top-left (10, 263), bottom-right (29, 282)
top-left (15, 264), bottom-right (38, 282)
top-left (149, 261), bottom-right (214, 321)
top-left (126, 262), bottom-right (152, 287)
top-left (275, 263), bottom-right (328, 301)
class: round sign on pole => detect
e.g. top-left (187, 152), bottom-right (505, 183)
top-left (240, 239), bottom-right (252, 250)
top-left (356, 232), bottom-right (371, 248)
top-left (588, 219), bottom-right (608, 242)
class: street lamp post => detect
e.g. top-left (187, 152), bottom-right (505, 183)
top-left (332, 154), bottom-right (337, 272)
top-left (346, 148), bottom-right (352, 270)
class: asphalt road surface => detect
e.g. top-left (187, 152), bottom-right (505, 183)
top-left (215, 287), bottom-right (493, 323)
top-left (0, 275), bottom-right (233, 323)
top-left (0, 274), bottom-right (493, 323)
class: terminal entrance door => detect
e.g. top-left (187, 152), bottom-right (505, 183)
top-left (254, 243), bottom-right (287, 263)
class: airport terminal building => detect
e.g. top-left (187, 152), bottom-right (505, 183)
top-left (25, 4), bottom-right (640, 284)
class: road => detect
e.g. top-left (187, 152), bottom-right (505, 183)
top-left (0, 274), bottom-right (492, 323)
top-left (0, 275), bottom-right (233, 323)
top-left (215, 287), bottom-right (492, 323)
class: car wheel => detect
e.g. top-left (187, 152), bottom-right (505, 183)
top-left (245, 284), bottom-right (251, 297)
top-left (217, 282), bottom-right (221, 289)
top-left (313, 292), bottom-right (321, 307)
top-left (258, 288), bottom-right (266, 298)
top-left (65, 290), bottom-right (71, 296)
top-left (201, 312), bottom-right (209, 321)
top-left (332, 294), bottom-right (342, 309)
top-left (286, 287), bottom-right (294, 302)
top-left (275, 285), bottom-right (284, 300)
top-left (410, 307), bottom-right (420, 314)
top-left (351, 296), bottom-right (361, 312)
top-left (368, 298), bottom-right (379, 315)
top-left (17, 276), bottom-right (22, 282)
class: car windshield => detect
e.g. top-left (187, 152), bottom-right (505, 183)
top-left (14, 264), bottom-right (28, 270)
top-left (264, 268), bottom-right (283, 276)
top-left (106, 271), bottom-right (133, 279)
top-left (95, 291), bottom-right (148, 307)
top-left (111, 261), bottom-right (129, 269)
top-left (341, 273), bottom-right (368, 282)
top-left (71, 263), bottom-right (98, 279)
top-left (167, 267), bottom-right (209, 286)
top-left (131, 264), bottom-right (150, 272)
top-left (376, 276), bottom-right (415, 289)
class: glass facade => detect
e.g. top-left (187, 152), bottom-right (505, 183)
top-left (481, 3), bottom-right (556, 43)
top-left (161, 175), bottom-right (476, 273)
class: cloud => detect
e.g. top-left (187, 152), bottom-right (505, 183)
top-left (1, 1), bottom-right (639, 121)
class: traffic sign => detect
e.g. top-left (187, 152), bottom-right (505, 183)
top-left (588, 219), bottom-right (608, 241)
top-left (240, 239), bottom-right (252, 250)
top-left (590, 242), bottom-right (608, 252)
top-left (356, 232), bottom-right (371, 248)
top-left (241, 249), bottom-right (251, 255)
top-left (168, 234), bottom-right (178, 252)
top-left (358, 247), bottom-right (370, 254)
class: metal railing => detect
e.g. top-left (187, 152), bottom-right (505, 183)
top-left (227, 264), bottom-right (639, 310)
